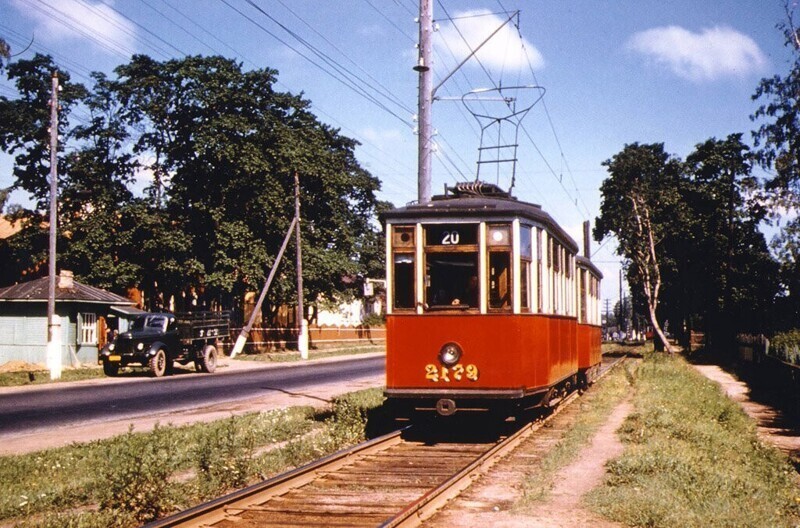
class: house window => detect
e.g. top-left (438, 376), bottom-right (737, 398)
top-left (80, 312), bottom-right (97, 344)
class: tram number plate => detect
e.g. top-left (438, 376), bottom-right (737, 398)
top-left (425, 364), bottom-right (479, 383)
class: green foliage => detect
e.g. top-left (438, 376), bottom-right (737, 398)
top-left (0, 38), bottom-right (9, 71)
top-left (588, 354), bottom-right (800, 527)
top-left (196, 417), bottom-right (257, 497)
top-left (595, 143), bottom-right (684, 347)
top-left (0, 53), bottom-right (385, 316)
top-left (98, 425), bottom-right (179, 524)
top-left (361, 312), bottom-right (385, 327)
top-left (770, 329), bottom-right (800, 350)
top-left (326, 389), bottom-right (383, 448)
top-left (596, 137), bottom-right (777, 349)
top-left (769, 329), bottom-right (800, 365)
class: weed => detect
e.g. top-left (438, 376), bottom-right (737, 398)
top-left (196, 417), bottom-right (256, 496)
top-left (0, 390), bottom-right (383, 527)
top-left (97, 424), bottom-right (181, 523)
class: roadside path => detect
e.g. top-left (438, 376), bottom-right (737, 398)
top-left (693, 364), bottom-right (800, 459)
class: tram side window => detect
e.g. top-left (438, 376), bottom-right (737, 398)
top-left (537, 228), bottom-right (543, 313)
top-left (392, 225), bottom-right (416, 310)
top-left (579, 269), bottom-right (587, 323)
top-left (487, 224), bottom-right (512, 310)
top-left (520, 226), bottom-right (532, 311)
top-left (489, 252), bottom-right (511, 309)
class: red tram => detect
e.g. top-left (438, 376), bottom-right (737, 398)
top-left (382, 182), bottom-right (602, 418)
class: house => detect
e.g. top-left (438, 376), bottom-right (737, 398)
top-left (0, 270), bottom-right (144, 366)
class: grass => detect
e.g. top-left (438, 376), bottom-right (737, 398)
top-left (586, 352), bottom-right (800, 527)
top-left (0, 388), bottom-right (384, 527)
top-left (234, 344), bottom-right (384, 363)
top-left (0, 367), bottom-right (105, 387)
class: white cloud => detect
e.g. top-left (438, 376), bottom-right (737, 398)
top-left (12, 0), bottom-right (137, 54)
top-left (627, 25), bottom-right (767, 82)
top-left (436, 9), bottom-right (544, 72)
top-left (359, 127), bottom-right (405, 146)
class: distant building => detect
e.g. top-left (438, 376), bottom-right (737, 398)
top-left (0, 270), bottom-right (144, 366)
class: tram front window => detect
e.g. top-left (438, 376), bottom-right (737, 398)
top-left (426, 253), bottom-right (479, 309)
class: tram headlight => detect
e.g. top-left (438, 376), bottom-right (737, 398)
top-left (438, 342), bottom-right (462, 367)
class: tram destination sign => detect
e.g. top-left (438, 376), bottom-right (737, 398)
top-left (425, 224), bottom-right (478, 246)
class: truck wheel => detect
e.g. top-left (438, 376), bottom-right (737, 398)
top-left (103, 362), bottom-right (119, 377)
top-left (149, 349), bottom-right (167, 377)
top-left (197, 345), bottom-right (217, 373)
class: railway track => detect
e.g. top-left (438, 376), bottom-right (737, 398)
top-left (146, 356), bottom-right (625, 528)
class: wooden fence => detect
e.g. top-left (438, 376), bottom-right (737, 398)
top-left (230, 325), bottom-right (386, 354)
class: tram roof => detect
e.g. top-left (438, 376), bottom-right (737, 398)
top-left (382, 192), bottom-right (579, 254)
top-left (577, 255), bottom-right (604, 279)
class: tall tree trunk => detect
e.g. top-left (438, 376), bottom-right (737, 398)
top-left (631, 195), bottom-right (675, 354)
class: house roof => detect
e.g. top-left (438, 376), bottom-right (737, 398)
top-left (0, 216), bottom-right (24, 240)
top-left (0, 276), bottom-right (135, 305)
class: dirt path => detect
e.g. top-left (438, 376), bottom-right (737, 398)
top-left (693, 364), bottom-right (800, 459)
top-left (425, 397), bottom-right (633, 528)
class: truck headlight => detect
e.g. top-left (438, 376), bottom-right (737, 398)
top-left (137, 342), bottom-right (144, 351)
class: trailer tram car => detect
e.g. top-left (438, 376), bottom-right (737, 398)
top-left (382, 182), bottom-right (603, 419)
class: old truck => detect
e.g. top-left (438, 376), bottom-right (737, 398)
top-left (99, 311), bottom-right (230, 377)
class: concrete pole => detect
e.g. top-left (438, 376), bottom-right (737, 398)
top-left (295, 171), bottom-right (309, 359)
top-left (416, 0), bottom-right (433, 204)
top-left (47, 71), bottom-right (61, 380)
top-left (230, 217), bottom-right (297, 358)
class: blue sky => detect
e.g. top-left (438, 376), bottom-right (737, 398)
top-left (0, 0), bottom-right (793, 310)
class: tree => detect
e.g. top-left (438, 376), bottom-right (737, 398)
top-left (683, 134), bottom-right (777, 345)
top-left (752, 1), bottom-right (800, 201)
top-left (751, 1), bottom-right (800, 333)
top-left (595, 143), bottom-right (683, 352)
top-left (0, 38), bottom-right (9, 72)
top-left (0, 54), bottom-right (87, 283)
top-left (0, 54), bottom-right (87, 207)
top-left (0, 53), bottom-right (385, 322)
top-left (50, 72), bottom-right (138, 291)
top-left (111, 55), bottom-right (383, 317)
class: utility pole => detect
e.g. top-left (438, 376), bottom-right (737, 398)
top-left (415, 0), bottom-right (433, 204)
top-left (46, 72), bottom-right (61, 380)
top-left (619, 268), bottom-right (626, 336)
top-left (295, 171), bottom-right (309, 359)
top-left (230, 217), bottom-right (297, 358)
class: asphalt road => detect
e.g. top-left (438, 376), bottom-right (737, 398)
top-left (0, 355), bottom-right (385, 437)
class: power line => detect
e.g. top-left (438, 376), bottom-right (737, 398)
top-left (232, 0), bottom-right (413, 127)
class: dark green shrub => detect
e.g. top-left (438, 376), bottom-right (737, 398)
top-left (196, 417), bottom-right (256, 496)
top-left (770, 329), bottom-right (800, 365)
top-left (361, 313), bottom-right (385, 327)
top-left (98, 425), bottom-right (178, 524)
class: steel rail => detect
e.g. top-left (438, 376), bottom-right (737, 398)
top-left (144, 428), bottom-right (407, 528)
